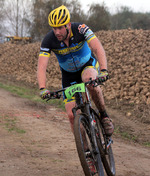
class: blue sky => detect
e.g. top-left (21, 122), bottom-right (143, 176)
top-left (81, 0), bottom-right (150, 13)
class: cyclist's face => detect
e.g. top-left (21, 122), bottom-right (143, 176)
top-left (53, 26), bottom-right (68, 41)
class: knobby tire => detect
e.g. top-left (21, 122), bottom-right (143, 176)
top-left (93, 110), bottom-right (116, 176)
top-left (74, 114), bottom-right (104, 176)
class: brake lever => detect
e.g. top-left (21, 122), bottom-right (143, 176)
top-left (45, 92), bottom-right (54, 102)
top-left (46, 97), bottom-right (51, 102)
top-left (56, 94), bottom-right (61, 99)
top-left (95, 77), bottom-right (104, 86)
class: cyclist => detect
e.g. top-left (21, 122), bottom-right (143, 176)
top-left (37, 5), bottom-right (114, 136)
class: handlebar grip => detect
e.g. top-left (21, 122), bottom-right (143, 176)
top-left (46, 92), bottom-right (61, 101)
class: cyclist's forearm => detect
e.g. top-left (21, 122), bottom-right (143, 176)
top-left (37, 56), bottom-right (49, 89)
top-left (89, 37), bottom-right (107, 70)
top-left (37, 70), bottom-right (46, 89)
top-left (96, 46), bottom-right (107, 71)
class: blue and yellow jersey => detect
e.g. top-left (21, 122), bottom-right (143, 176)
top-left (39, 23), bottom-right (96, 72)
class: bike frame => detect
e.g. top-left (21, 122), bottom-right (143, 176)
top-left (46, 79), bottom-right (115, 176)
top-left (72, 83), bottom-right (114, 159)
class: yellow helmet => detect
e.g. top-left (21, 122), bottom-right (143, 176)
top-left (48, 5), bottom-right (70, 27)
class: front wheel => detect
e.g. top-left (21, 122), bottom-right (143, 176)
top-left (74, 113), bottom-right (104, 176)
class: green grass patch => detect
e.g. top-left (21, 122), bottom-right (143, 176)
top-left (144, 142), bottom-right (150, 147)
top-left (52, 159), bottom-right (64, 163)
top-left (0, 82), bottom-right (65, 110)
top-left (114, 126), bottom-right (138, 142)
top-left (120, 131), bottom-right (138, 142)
top-left (0, 82), bottom-right (39, 100)
top-left (4, 116), bottom-right (26, 134)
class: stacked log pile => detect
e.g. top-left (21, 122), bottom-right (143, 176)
top-left (0, 29), bottom-right (149, 105)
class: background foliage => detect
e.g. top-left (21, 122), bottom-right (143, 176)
top-left (0, 0), bottom-right (150, 40)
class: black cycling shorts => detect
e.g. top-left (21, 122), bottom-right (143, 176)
top-left (62, 57), bottom-right (99, 104)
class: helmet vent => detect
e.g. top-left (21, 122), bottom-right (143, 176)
top-left (61, 14), bottom-right (68, 24)
top-left (58, 9), bottom-right (62, 19)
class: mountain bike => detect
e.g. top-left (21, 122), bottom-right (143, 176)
top-left (46, 78), bottom-right (116, 176)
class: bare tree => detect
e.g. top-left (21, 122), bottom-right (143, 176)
top-left (31, 0), bottom-right (67, 40)
top-left (2, 0), bottom-right (33, 36)
top-left (0, 0), bottom-right (5, 36)
top-left (87, 3), bottom-right (110, 31)
top-left (67, 0), bottom-right (86, 23)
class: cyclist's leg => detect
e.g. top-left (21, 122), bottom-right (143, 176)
top-left (81, 67), bottom-right (114, 136)
top-left (81, 67), bottom-right (105, 112)
top-left (61, 68), bottom-right (82, 132)
top-left (65, 100), bottom-right (89, 151)
top-left (65, 101), bottom-right (76, 133)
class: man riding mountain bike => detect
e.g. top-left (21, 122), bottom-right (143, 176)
top-left (37, 5), bottom-right (114, 136)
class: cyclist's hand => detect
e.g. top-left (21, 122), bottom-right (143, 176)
top-left (97, 69), bottom-right (109, 83)
top-left (40, 88), bottom-right (50, 99)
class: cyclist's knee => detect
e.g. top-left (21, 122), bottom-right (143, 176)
top-left (82, 68), bottom-right (98, 83)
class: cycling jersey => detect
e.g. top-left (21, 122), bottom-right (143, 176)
top-left (62, 58), bottom-right (99, 104)
top-left (39, 23), bottom-right (97, 72)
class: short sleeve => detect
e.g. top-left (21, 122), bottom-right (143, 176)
top-left (39, 32), bottom-right (52, 57)
top-left (78, 24), bottom-right (96, 43)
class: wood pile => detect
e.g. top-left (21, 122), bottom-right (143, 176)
top-left (0, 29), bottom-right (149, 105)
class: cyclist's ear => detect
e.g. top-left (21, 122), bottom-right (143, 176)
top-left (66, 22), bottom-right (71, 29)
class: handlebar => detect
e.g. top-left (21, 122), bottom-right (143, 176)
top-left (45, 91), bottom-right (61, 101)
top-left (45, 77), bottom-right (104, 101)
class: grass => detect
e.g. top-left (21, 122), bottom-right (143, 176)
top-left (114, 126), bottom-right (138, 143)
top-left (115, 127), bottom-right (150, 147)
top-left (144, 142), bottom-right (150, 147)
top-left (0, 81), bottom-right (65, 134)
top-left (0, 82), bottom-right (37, 99)
top-left (120, 131), bottom-right (138, 142)
top-left (0, 82), bottom-right (65, 110)
top-left (52, 159), bottom-right (64, 163)
top-left (4, 116), bottom-right (26, 134)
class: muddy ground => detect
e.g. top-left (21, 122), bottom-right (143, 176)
top-left (0, 87), bottom-right (150, 176)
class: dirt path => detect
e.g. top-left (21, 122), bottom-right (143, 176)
top-left (0, 88), bottom-right (150, 176)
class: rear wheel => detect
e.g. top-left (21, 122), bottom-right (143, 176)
top-left (102, 141), bottom-right (115, 176)
top-left (74, 113), bottom-right (104, 176)
top-left (94, 112), bottom-right (116, 176)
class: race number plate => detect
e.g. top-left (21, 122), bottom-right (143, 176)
top-left (65, 83), bottom-right (85, 99)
